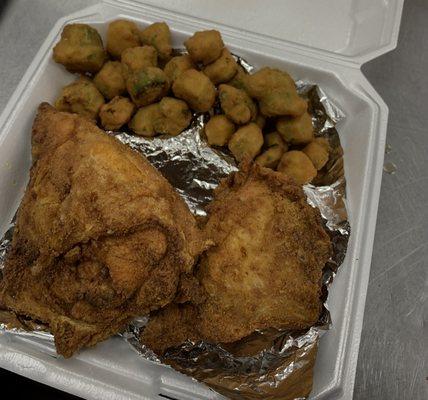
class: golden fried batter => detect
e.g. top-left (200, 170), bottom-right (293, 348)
top-left (142, 163), bottom-right (331, 353)
top-left (0, 103), bottom-right (205, 357)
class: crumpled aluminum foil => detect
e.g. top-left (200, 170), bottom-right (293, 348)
top-left (0, 56), bottom-right (349, 400)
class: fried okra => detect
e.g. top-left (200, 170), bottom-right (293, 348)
top-left (255, 146), bottom-right (284, 169)
top-left (184, 30), bottom-right (224, 65)
top-left (129, 103), bottom-right (162, 136)
top-left (276, 111), bottom-right (314, 145)
top-left (219, 84), bottom-right (257, 125)
top-left (254, 114), bottom-right (266, 129)
top-left (228, 123), bottom-right (263, 161)
top-left (140, 22), bottom-right (172, 61)
top-left (203, 49), bottom-right (238, 85)
top-left (53, 24), bottom-right (106, 73)
top-left (126, 67), bottom-right (170, 106)
top-left (228, 65), bottom-right (250, 92)
top-left (277, 150), bottom-right (317, 185)
top-left (129, 97), bottom-right (191, 137)
top-left (99, 96), bottom-right (135, 131)
top-left (303, 138), bottom-right (330, 170)
top-left (154, 97), bottom-right (192, 136)
top-left (121, 46), bottom-right (158, 72)
top-left (265, 131), bottom-right (288, 152)
top-left (246, 67), bottom-right (307, 117)
top-left (55, 77), bottom-right (105, 120)
top-left (163, 55), bottom-right (194, 82)
top-left (93, 61), bottom-right (127, 100)
top-left (205, 115), bottom-right (235, 146)
top-left (172, 69), bottom-right (216, 112)
top-left (106, 20), bottom-right (141, 58)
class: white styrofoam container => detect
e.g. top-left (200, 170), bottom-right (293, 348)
top-left (0, 1), bottom-right (403, 399)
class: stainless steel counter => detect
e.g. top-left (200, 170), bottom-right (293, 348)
top-left (0, 1), bottom-right (426, 399)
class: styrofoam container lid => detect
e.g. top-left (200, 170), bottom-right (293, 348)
top-left (122, 0), bottom-right (404, 64)
top-left (0, 1), bottom-right (404, 400)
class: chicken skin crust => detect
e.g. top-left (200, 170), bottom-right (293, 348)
top-left (141, 162), bottom-right (331, 354)
top-left (0, 103), bottom-right (204, 357)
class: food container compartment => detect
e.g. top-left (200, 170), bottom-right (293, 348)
top-left (0, 1), bottom-right (403, 399)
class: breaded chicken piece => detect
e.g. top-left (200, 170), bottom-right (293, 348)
top-left (0, 103), bottom-right (204, 357)
top-left (141, 162), bottom-right (331, 353)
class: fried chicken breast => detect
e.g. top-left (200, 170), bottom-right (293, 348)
top-left (0, 103), bottom-right (204, 357)
top-left (142, 162), bottom-right (331, 353)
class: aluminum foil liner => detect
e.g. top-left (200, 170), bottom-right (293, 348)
top-left (0, 56), bottom-right (349, 400)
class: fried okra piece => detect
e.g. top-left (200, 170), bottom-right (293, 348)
top-left (121, 46), bottom-right (158, 72)
top-left (139, 22), bottom-right (172, 61)
top-left (129, 98), bottom-right (191, 137)
top-left (128, 103), bottom-right (162, 137)
top-left (255, 132), bottom-right (288, 169)
top-left (154, 97), bottom-right (192, 136)
top-left (203, 48), bottom-right (238, 85)
top-left (303, 138), bottom-right (330, 170)
top-left (53, 24), bottom-right (106, 73)
top-left (106, 20), bottom-right (141, 58)
top-left (55, 77), bottom-right (105, 120)
top-left (254, 114), bottom-right (266, 129)
top-left (258, 91), bottom-right (306, 118)
top-left (205, 115), bottom-right (235, 146)
top-left (277, 150), bottom-right (317, 185)
top-left (265, 131), bottom-right (288, 152)
top-left (228, 65), bottom-right (250, 91)
top-left (99, 96), bottom-right (135, 131)
top-left (276, 111), bottom-right (314, 145)
top-left (163, 55), bottom-right (194, 82)
top-left (246, 67), bottom-right (307, 117)
top-left (228, 123), bottom-right (263, 161)
top-left (126, 67), bottom-right (170, 106)
top-left (219, 84), bottom-right (257, 125)
top-left (172, 69), bottom-right (216, 112)
top-left (255, 146), bottom-right (284, 169)
top-left (93, 61), bottom-right (127, 100)
top-left (184, 30), bottom-right (224, 65)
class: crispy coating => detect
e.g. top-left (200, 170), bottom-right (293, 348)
top-left (99, 96), bottom-right (135, 130)
top-left (276, 111), bottom-right (314, 145)
top-left (246, 67), bottom-right (307, 117)
top-left (255, 145), bottom-right (284, 169)
top-left (184, 30), bottom-right (224, 65)
top-left (303, 138), bottom-right (330, 170)
top-left (218, 84), bottom-right (257, 125)
top-left (53, 24), bottom-right (106, 73)
top-left (163, 55), bottom-right (194, 82)
top-left (93, 61), bottom-right (127, 99)
top-left (265, 131), bottom-right (288, 151)
top-left (204, 115), bottom-right (235, 146)
top-left (129, 103), bottom-right (163, 137)
top-left (139, 22), bottom-right (172, 62)
top-left (277, 150), bottom-right (317, 185)
top-left (202, 48), bottom-right (238, 85)
top-left (106, 20), bottom-right (141, 58)
top-left (228, 64), bottom-right (250, 92)
top-left (55, 77), bottom-right (105, 120)
top-left (228, 123), bottom-right (263, 161)
top-left (0, 104), bottom-right (204, 357)
top-left (155, 97), bottom-right (192, 136)
top-left (172, 69), bottom-right (216, 113)
top-left (129, 97), bottom-right (191, 137)
top-left (126, 67), bottom-right (170, 106)
top-left (254, 114), bottom-right (266, 129)
top-left (141, 304), bottom-right (200, 353)
top-left (121, 46), bottom-right (158, 72)
top-left (141, 163), bottom-right (331, 353)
